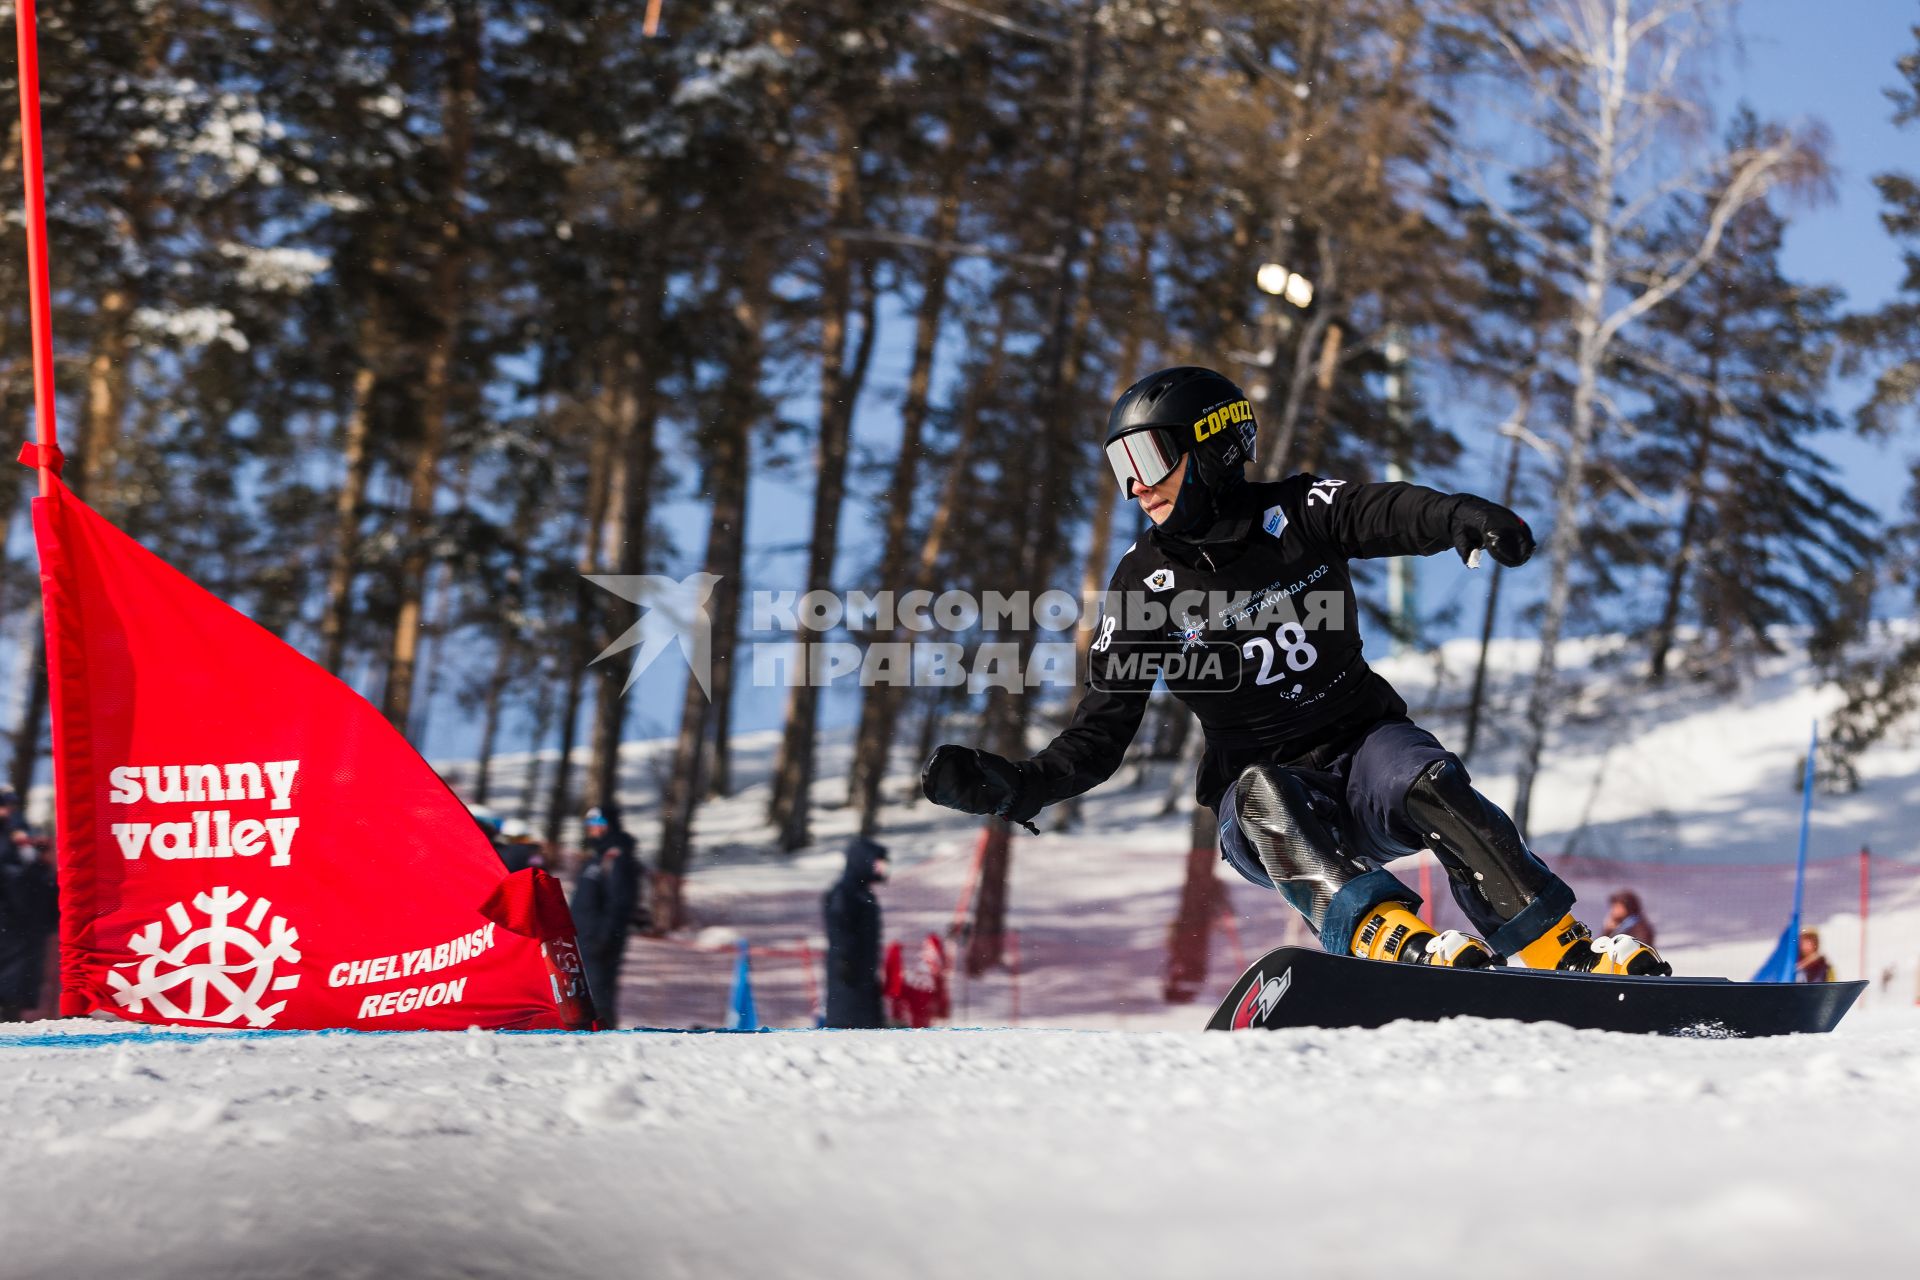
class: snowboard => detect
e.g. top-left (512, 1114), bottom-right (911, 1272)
top-left (1208, 945), bottom-right (1865, 1037)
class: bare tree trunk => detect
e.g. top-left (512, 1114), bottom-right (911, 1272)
top-left (1511, 1), bottom-right (1631, 839)
top-left (544, 591), bottom-right (592, 845)
top-left (966, 0), bottom-right (1104, 966)
top-left (545, 440), bottom-right (616, 844)
top-left (768, 144), bottom-right (875, 846)
top-left (849, 179), bottom-right (959, 834)
top-left (589, 347), bottom-right (662, 812)
top-left (1164, 802), bottom-right (1223, 1003)
top-left (1649, 445), bottom-right (1709, 684)
top-left (1051, 224), bottom-right (1156, 831)
top-left (1513, 316), bottom-right (1607, 835)
top-left (317, 330), bottom-right (381, 676)
top-left (520, 669), bottom-right (557, 827)
top-left (1463, 421), bottom-right (1526, 761)
top-left (1264, 229), bottom-right (1339, 476)
top-left (1502, 0), bottom-right (1795, 833)
top-left (1649, 335), bottom-right (1723, 683)
top-left (473, 634), bottom-right (516, 806)
top-left (766, 131), bottom-right (860, 842)
top-left (406, 449), bottom-right (483, 745)
top-left (964, 820), bottom-right (1013, 978)
top-left (1251, 11), bottom-right (1327, 479)
top-left (83, 288), bottom-right (131, 511)
top-left (658, 249), bottom-right (767, 925)
top-left (701, 625), bottom-right (737, 800)
top-left (383, 0), bottom-right (478, 732)
top-left (1293, 321), bottom-right (1345, 474)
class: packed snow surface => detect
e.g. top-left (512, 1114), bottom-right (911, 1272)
top-left (5, 1011), bottom-right (1918, 1279)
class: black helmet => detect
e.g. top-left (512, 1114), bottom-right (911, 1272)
top-left (1104, 367), bottom-right (1258, 531)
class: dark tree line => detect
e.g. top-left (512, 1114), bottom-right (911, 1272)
top-left (0, 2), bottom-right (1888, 964)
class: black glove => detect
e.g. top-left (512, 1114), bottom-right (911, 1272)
top-left (1450, 495), bottom-right (1534, 567)
top-left (921, 745), bottom-right (1042, 830)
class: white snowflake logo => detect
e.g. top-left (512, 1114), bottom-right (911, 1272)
top-left (107, 888), bottom-right (302, 1028)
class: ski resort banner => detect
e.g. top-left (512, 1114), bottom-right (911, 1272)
top-left (31, 475), bottom-right (592, 1031)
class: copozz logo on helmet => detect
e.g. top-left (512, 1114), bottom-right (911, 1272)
top-left (107, 887), bottom-right (302, 1027)
top-left (1230, 966), bottom-right (1293, 1029)
top-left (1191, 398), bottom-right (1253, 444)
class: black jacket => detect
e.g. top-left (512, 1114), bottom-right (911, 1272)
top-left (822, 837), bottom-right (887, 1028)
top-left (1028, 474), bottom-right (1465, 812)
top-left (570, 827), bottom-right (642, 956)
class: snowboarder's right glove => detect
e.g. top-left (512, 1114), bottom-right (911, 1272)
top-left (1449, 495), bottom-right (1535, 567)
top-left (921, 745), bottom-right (1043, 831)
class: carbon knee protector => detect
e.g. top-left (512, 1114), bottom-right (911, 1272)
top-left (1402, 758), bottom-right (1556, 922)
top-left (1232, 764), bottom-right (1407, 944)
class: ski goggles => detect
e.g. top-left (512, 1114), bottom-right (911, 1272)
top-left (1105, 426), bottom-right (1185, 494)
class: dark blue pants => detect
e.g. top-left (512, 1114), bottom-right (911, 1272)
top-left (1218, 718), bottom-right (1573, 956)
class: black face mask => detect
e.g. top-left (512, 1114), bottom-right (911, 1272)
top-left (1159, 462), bottom-right (1250, 539)
top-left (1157, 461), bottom-right (1216, 535)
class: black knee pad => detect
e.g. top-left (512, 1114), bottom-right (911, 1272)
top-left (1233, 763), bottom-right (1365, 935)
top-left (1402, 757), bottom-right (1553, 919)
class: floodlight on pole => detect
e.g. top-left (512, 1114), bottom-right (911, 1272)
top-left (1256, 262), bottom-right (1314, 308)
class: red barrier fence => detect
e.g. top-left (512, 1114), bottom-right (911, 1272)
top-left (612, 846), bottom-right (1920, 1029)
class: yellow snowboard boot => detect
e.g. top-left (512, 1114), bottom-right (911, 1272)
top-left (1350, 902), bottom-right (1497, 968)
top-left (1513, 913), bottom-right (1671, 976)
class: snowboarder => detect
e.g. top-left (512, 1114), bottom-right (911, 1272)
top-left (822, 837), bottom-right (889, 1028)
top-left (922, 366), bottom-right (1667, 976)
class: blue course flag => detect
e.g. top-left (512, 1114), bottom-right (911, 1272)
top-left (726, 938), bottom-right (759, 1030)
top-left (1754, 721), bottom-right (1818, 983)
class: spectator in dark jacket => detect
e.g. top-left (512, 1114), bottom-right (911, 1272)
top-left (497, 818), bottom-right (546, 875)
top-left (570, 806), bottom-right (642, 1028)
top-left (1, 814), bottom-right (57, 1022)
top-left (823, 837), bottom-right (889, 1028)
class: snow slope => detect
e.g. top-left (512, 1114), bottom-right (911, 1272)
top-left (8, 634), bottom-right (1918, 1277)
top-left (5, 1013), bottom-right (1919, 1279)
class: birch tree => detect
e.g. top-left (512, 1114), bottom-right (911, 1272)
top-left (1465, 0), bottom-right (1817, 834)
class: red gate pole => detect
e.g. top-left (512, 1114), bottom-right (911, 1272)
top-left (1007, 929), bottom-right (1020, 1026)
top-left (1859, 845), bottom-right (1870, 983)
top-left (1418, 857), bottom-right (1434, 925)
top-left (798, 939), bottom-right (821, 1024)
top-left (13, 0), bottom-right (61, 495)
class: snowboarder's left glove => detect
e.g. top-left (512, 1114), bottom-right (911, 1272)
top-left (1450, 496), bottom-right (1534, 567)
top-left (921, 745), bottom-right (1043, 831)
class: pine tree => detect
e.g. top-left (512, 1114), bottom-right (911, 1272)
top-left (1461, 0), bottom-right (1818, 836)
top-left (1629, 115), bottom-right (1873, 687)
top-left (1828, 24), bottom-right (1920, 782)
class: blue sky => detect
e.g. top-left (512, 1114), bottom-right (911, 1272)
top-left (439, 1), bottom-right (1920, 756)
top-left (1709, 0), bottom-right (1912, 513)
